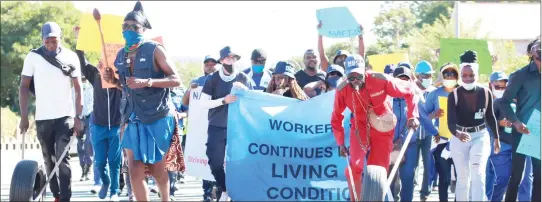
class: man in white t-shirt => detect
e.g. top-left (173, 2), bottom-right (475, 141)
top-left (18, 22), bottom-right (83, 202)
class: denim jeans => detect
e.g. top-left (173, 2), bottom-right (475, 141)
top-left (450, 129), bottom-right (491, 201)
top-left (90, 124), bottom-right (122, 198)
top-left (399, 135), bottom-right (433, 201)
top-left (433, 143), bottom-right (454, 202)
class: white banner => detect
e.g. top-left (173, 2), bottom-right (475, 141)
top-left (184, 87), bottom-right (215, 181)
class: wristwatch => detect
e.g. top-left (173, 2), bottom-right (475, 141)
top-left (147, 78), bottom-right (153, 87)
top-left (222, 100), bottom-right (226, 105)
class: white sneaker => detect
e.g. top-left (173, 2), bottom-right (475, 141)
top-left (219, 192), bottom-right (229, 202)
top-left (90, 185), bottom-right (100, 194)
top-left (110, 195), bottom-right (119, 201)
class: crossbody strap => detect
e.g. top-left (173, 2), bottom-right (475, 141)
top-left (31, 48), bottom-right (75, 78)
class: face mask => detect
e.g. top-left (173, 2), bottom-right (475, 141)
top-left (42, 46), bottom-right (60, 57)
top-left (462, 82), bottom-right (475, 90)
top-left (252, 65), bottom-right (264, 73)
top-left (442, 79), bottom-right (457, 88)
top-left (493, 89), bottom-right (504, 98)
top-left (223, 64), bottom-right (233, 73)
top-left (326, 76), bottom-right (340, 88)
top-left (122, 30), bottom-right (144, 48)
top-left (421, 79), bottom-right (432, 88)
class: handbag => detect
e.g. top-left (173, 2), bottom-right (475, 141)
top-left (28, 48), bottom-right (76, 96)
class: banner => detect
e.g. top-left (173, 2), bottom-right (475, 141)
top-left (368, 53), bottom-right (409, 73)
top-left (437, 38), bottom-right (492, 75)
top-left (76, 13), bottom-right (125, 52)
top-left (316, 7), bottom-right (361, 38)
top-left (438, 97), bottom-right (452, 139)
top-left (517, 109), bottom-right (540, 159)
top-left (184, 87), bottom-right (215, 180)
top-left (226, 89), bottom-right (351, 201)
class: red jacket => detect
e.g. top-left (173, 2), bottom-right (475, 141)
top-left (331, 71), bottom-right (419, 146)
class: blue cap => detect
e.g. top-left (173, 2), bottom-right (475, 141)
top-left (344, 55), bottom-right (365, 75)
top-left (203, 55), bottom-right (217, 64)
top-left (42, 22), bottom-right (62, 39)
top-left (397, 62), bottom-right (413, 69)
top-left (327, 64), bottom-right (345, 77)
top-left (393, 66), bottom-right (412, 79)
top-left (273, 61), bottom-right (295, 78)
top-left (490, 71), bottom-right (508, 82)
top-left (384, 64), bottom-right (396, 74)
top-left (218, 46), bottom-right (240, 62)
top-left (415, 60), bottom-right (435, 74)
top-left (333, 50), bottom-right (351, 63)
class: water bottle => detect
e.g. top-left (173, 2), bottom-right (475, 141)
top-left (504, 103), bottom-right (516, 133)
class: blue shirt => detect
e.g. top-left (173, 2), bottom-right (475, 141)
top-left (243, 68), bottom-right (271, 91)
top-left (425, 86), bottom-right (452, 141)
top-left (500, 62), bottom-right (541, 127)
top-left (392, 87), bottom-right (438, 144)
top-left (489, 98), bottom-right (513, 152)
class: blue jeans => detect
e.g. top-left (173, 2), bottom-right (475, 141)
top-left (91, 124), bottom-right (121, 198)
top-left (399, 135), bottom-right (433, 201)
top-left (486, 151), bottom-right (533, 201)
top-left (77, 116), bottom-right (93, 168)
top-left (88, 121), bottom-right (102, 186)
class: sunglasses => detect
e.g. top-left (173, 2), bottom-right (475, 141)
top-left (253, 59), bottom-right (266, 65)
top-left (347, 74), bottom-right (363, 81)
top-left (442, 70), bottom-right (458, 78)
top-left (417, 73), bottom-right (432, 79)
top-left (493, 85), bottom-right (506, 90)
top-left (122, 23), bottom-right (142, 31)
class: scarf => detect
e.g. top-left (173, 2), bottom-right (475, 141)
top-left (217, 64), bottom-right (239, 82)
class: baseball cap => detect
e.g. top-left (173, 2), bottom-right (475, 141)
top-left (273, 61), bottom-right (295, 78)
top-left (251, 48), bottom-right (267, 61)
top-left (415, 60), bottom-right (435, 74)
top-left (393, 66), bottom-right (412, 79)
top-left (327, 64), bottom-right (345, 77)
top-left (303, 49), bottom-right (317, 57)
top-left (397, 62), bottom-right (413, 69)
top-left (489, 71), bottom-right (509, 82)
top-left (218, 46), bottom-right (240, 62)
top-left (203, 55), bottom-right (217, 64)
top-left (344, 54), bottom-right (365, 75)
top-left (333, 50), bottom-right (351, 63)
top-left (42, 22), bottom-right (62, 39)
top-left (384, 64), bottom-right (396, 74)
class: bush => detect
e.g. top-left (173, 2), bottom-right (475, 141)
top-left (1, 107), bottom-right (36, 142)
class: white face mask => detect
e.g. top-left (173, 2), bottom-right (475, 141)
top-left (421, 79), bottom-right (432, 88)
top-left (462, 82), bottom-right (476, 90)
top-left (442, 79), bottom-right (457, 88)
top-left (493, 89), bottom-right (504, 98)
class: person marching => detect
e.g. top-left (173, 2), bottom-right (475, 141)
top-left (304, 64), bottom-right (345, 97)
top-left (447, 50), bottom-right (500, 201)
top-left (264, 61), bottom-right (309, 100)
top-left (103, 2), bottom-right (182, 201)
top-left (331, 54), bottom-right (419, 201)
top-left (243, 49), bottom-right (272, 91)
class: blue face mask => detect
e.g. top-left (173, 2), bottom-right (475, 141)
top-left (326, 76), bottom-right (341, 88)
top-left (252, 65), bottom-right (264, 73)
top-left (122, 30), bottom-right (144, 48)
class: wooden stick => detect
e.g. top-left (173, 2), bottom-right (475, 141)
top-left (93, 8), bottom-right (109, 65)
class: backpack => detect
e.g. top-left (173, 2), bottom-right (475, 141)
top-left (453, 86), bottom-right (490, 114)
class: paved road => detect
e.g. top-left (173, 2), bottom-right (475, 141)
top-left (1, 149), bottom-right (454, 201)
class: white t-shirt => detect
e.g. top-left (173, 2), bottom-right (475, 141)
top-left (21, 48), bottom-right (81, 121)
top-left (72, 82), bottom-right (94, 117)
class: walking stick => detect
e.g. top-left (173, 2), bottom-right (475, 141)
top-left (345, 155), bottom-right (359, 201)
top-left (93, 8), bottom-right (111, 130)
top-left (383, 129), bottom-right (415, 200)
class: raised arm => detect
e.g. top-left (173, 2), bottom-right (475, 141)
top-left (358, 24), bottom-right (365, 58)
top-left (317, 21), bottom-right (330, 72)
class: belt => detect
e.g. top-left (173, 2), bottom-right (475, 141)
top-left (456, 124), bottom-right (486, 133)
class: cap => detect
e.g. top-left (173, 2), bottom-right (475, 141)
top-left (440, 62), bottom-right (459, 74)
top-left (304, 49), bottom-right (317, 57)
top-left (393, 66), bottom-right (412, 79)
top-left (218, 46), bottom-right (240, 62)
top-left (273, 61), bottom-right (295, 78)
top-left (42, 22), bottom-right (62, 39)
top-left (327, 64), bottom-right (345, 77)
top-left (415, 60), bottom-right (435, 74)
top-left (251, 48), bottom-right (267, 61)
top-left (203, 55), bottom-right (217, 64)
top-left (344, 54), bottom-right (365, 75)
top-left (333, 50), bottom-right (351, 63)
top-left (489, 71), bottom-right (509, 82)
top-left (397, 62), bottom-right (413, 69)
top-left (384, 64), bottom-right (396, 74)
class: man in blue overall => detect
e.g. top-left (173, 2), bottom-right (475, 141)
top-left (485, 71), bottom-right (533, 201)
top-left (199, 46), bottom-right (253, 201)
top-left (243, 49), bottom-right (271, 91)
top-left (182, 55), bottom-right (220, 202)
top-left (103, 2), bottom-right (182, 201)
top-left (390, 66), bottom-right (438, 201)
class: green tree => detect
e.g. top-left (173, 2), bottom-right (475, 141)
top-left (372, 3), bottom-right (417, 53)
top-left (1, 1), bottom-right (87, 113)
top-left (410, 1), bottom-right (454, 28)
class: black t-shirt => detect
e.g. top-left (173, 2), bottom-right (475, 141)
top-left (294, 69), bottom-right (326, 89)
top-left (202, 72), bottom-right (252, 127)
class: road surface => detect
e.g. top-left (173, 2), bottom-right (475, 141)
top-left (1, 149), bottom-right (454, 201)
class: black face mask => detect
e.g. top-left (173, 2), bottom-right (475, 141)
top-left (223, 64), bottom-right (233, 73)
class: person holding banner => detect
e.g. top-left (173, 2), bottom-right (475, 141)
top-left (316, 22), bottom-right (365, 72)
top-left (304, 64), bottom-right (345, 97)
top-left (103, 2), bottom-right (182, 201)
top-left (446, 50), bottom-right (501, 201)
top-left (199, 46), bottom-right (253, 201)
top-left (243, 49), bottom-right (272, 91)
top-left (425, 62), bottom-right (460, 201)
top-left (501, 39), bottom-right (541, 202)
top-left (265, 61), bottom-right (309, 100)
top-left (331, 54), bottom-right (419, 201)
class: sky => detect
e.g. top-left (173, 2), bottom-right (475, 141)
top-left (71, 1), bottom-right (384, 65)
